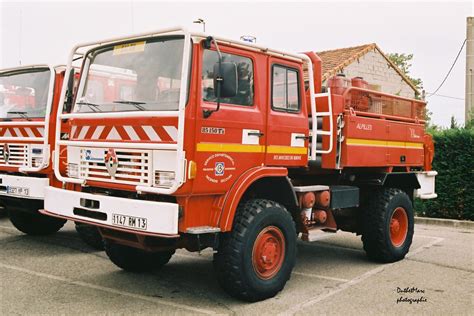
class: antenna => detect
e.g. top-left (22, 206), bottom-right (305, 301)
top-left (193, 18), bottom-right (206, 32)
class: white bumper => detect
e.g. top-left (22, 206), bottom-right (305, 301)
top-left (415, 171), bottom-right (438, 199)
top-left (42, 187), bottom-right (179, 236)
top-left (0, 174), bottom-right (49, 200)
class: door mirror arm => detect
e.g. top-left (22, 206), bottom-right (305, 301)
top-left (203, 36), bottom-right (223, 119)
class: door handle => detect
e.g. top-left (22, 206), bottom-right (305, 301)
top-left (247, 131), bottom-right (264, 137)
top-left (295, 135), bottom-right (310, 140)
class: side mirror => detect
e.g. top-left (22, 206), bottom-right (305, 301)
top-left (213, 62), bottom-right (237, 98)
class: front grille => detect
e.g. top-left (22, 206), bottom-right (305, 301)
top-left (0, 144), bottom-right (28, 167)
top-left (79, 148), bottom-right (152, 186)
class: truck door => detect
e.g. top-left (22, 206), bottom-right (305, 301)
top-left (265, 57), bottom-right (309, 167)
top-left (193, 46), bottom-right (266, 194)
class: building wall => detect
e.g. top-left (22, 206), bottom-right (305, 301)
top-left (326, 50), bottom-right (416, 98)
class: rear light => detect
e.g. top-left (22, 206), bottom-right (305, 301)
top-left (67, 163), bottom-right (79, 178)
top-left (154, 170), bottom-right (175, 187)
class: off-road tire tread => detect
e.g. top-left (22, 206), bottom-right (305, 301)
top-left (214, 199), bottom-right (296, 302)
top-left (9, 211), bottom-right (66, 236)
top-left (75, 223), bottom-right (104, 250)
top-left (104, 241), bottom-right (174, 272)
top-left (362, 188), bottom-right (413, 263)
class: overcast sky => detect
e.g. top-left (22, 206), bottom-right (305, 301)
top-left (1, 0), bottom-right (472, 127)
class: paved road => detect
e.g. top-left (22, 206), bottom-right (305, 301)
top-left (0, 214), bottom-right (472, 315)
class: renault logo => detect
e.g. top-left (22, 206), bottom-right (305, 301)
top-left (105, 148), bottom-right (118, 177)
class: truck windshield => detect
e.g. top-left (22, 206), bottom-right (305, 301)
top-left (75, 37), bottom-right (185, 113)
top-left (0, 68), bottom-right (51, 119)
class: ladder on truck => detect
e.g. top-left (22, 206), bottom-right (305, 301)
top-left (308, 90), bottom-right (334, 165)
top-left (299, 55), bottom-right (334, 165)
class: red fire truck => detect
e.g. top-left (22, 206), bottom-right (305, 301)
top-left (41, 27), bottom-right (437, 301)
top-left (0, 65), bottom-right (104, 249)
top-left (0, 65), bottom-right (68, 235)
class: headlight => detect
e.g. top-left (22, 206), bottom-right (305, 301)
top-left (32, 157), bottom-right (43, 167)
top-left (154, 170), bottom-right (175, 187)
top-left (67, 163), bottom-right (79, 178)
top-left (30, 145), bottom-right (45, 168)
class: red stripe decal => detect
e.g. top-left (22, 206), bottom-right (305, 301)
top-left (153, 126), bottom-right (173, 142)
top-left (100, 126), bottom-right (112, 139)
top-left (84, 126), bottom-right (96, 139)
top-left (115, 126), bottom-right (130, 140)
top-left (32, 127), bottom-right (42, 138)
top-left (18, 127), bottom-right (29, 137)
top-left (133, 126), bottom-right (150, 141)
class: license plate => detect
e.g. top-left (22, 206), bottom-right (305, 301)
top-left (112, 213), bottom-right (147, 230)
top-left (7, 186), bottom-right (30, 196)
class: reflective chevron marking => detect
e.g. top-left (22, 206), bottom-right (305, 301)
top-left (0, 126), bottom-right (45, 138)
top-left (70, 125), bottom-right (178, 142)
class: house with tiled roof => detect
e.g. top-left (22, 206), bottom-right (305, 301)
top-left (317, 43), bottom-right (419, 98)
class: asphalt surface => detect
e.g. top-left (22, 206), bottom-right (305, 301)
top-left (0, 213), bottom-right (472, 315)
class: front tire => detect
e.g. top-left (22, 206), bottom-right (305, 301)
top-left (9, 211), bottom-right (66, 236)
top-left (75, 223), bottom-right (104, 250)
top-left (362, 188), bottom-right (414, 263)
top-left (104, 240), bottom-right (174, 272)
top-left (214, 199), bottom-right (297, 302)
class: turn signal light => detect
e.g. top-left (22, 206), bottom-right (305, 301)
top-left (188, 160), bottom-right (197, 179)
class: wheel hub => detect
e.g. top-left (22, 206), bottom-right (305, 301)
top-left (390, 218), bottom-right (400, 235)
top-left (390, 207), bottom-right (408, 247)
top-left (252, 226), bottom-right (285, 280)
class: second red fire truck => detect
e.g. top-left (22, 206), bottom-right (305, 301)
top-left (0, 64), bottom-right (105, 249)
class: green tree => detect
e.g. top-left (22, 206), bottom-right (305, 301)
top-left (387, 53), bottom-right (423, 91)
top-left (450, 116), bottom-right (458, 129)
top-left (387, 52), bottom-right (433, 125)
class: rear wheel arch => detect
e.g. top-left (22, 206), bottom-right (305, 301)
top-left (357, 172), bottom-right (420, 202)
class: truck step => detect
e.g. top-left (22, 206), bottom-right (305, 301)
top-left (293, 185), bottom-right (330, 192)
top-left (186, 226), bottom-right (221, 234)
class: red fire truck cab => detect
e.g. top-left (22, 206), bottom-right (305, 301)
top-left (41, 27), bottom-right (437, 301)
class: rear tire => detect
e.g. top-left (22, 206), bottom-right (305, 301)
top-left (104, 240), bottom-right (174, 272)
top-left (362, 188), bottom-right (414, 263)
top-left (214, 199), bottom-right (297, 302)
top-left (75, 223), bottom-right (104, 250)
top-left (9, 210), bottom-right (66, 236)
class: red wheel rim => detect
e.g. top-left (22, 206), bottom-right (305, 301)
top-left (390, 207), bottom-right (408, 247)
top-left (252, 226), bottom-right (285, 280)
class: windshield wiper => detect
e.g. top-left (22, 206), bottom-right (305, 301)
top-left (113, 100), bottom-right (147, 111)
top-left (76, 101), bottom-right (102, 113)
top-left (7, 111), bottom-right (31, 121)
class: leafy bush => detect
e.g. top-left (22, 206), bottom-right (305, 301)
top-left (415, 127), bottom-right (474, 220)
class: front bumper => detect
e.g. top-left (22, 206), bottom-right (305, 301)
top-left (41, 187), bottom-right (179, 237)
top-left (0, 174), bottom-right (49, 200)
